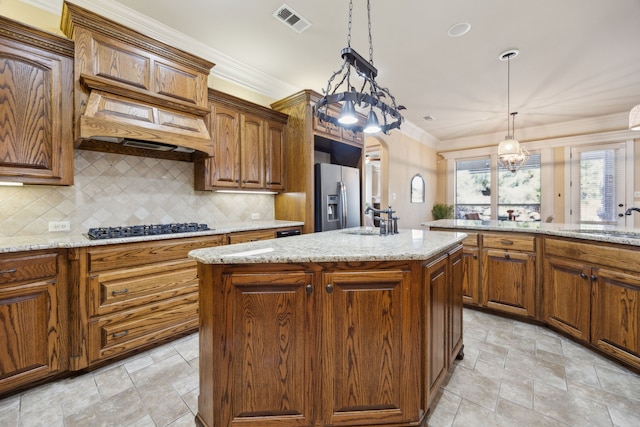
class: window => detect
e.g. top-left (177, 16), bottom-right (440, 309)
top-left (455, 153), bottom-right (541, 221)
top-left (498, 153), bottom-right (541, 221)
top-left (455, 158), bottom-right (491, 219)
top-left (569, 143), bottom-right (626, 225)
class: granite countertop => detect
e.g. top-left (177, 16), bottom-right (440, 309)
top-left (422, 219), bottom-right (640, 247)
top-left (0, 220), bottom-right (304, 253)
top-left (188, 227), bottom-right (466, 264)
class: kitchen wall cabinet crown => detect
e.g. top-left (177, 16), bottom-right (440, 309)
top-left (0, 16), bottom-right (74, 185)
top-left (271, 90), bottom-right (365, 234)
top-left (194, 89), bottom-right (288, 191)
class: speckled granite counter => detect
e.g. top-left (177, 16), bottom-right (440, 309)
top-left (423, 219), bottom-right (640, 247)
top-left (189, 227), bottom-right (466, 264)
top-left (0, 220), bottom-right (303, 253)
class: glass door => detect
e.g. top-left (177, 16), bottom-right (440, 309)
top-left (569, 143), bottom-right (627, 226)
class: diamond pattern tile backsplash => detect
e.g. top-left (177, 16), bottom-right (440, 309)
top-left (0, 151), bottom-right (275, 237)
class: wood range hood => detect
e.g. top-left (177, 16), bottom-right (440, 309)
top-left (61, 2), bottom-right (215, 161)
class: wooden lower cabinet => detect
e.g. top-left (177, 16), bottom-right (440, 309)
top-left (591, 268), bottom-right (640, 368)
top-left (462, 245), bottom-right (480, 305)
top-left (481, 233), bottom-right (536, 317)
top-left (197, 254), bottom-right (461, 427)
top-left (0, 250), bottom-right (67, 396)
top-left (68, 235), bottom-right (224, 369)
top-left (543, 256), bottom-right (592, 341)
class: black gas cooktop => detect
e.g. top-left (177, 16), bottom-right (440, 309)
top-left (87, 223), bottom-right (210, 240)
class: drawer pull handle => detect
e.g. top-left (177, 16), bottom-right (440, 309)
top-left (112, 330), bottom-right (129, 339)
top-left (500, 240), bottom-right (514, 246)
top-left (504, 253), bottom-right (511, 259)
top-left (111, 288), bottom-right (129, 296)
top-left (0, 268), bottom-right (18, 275)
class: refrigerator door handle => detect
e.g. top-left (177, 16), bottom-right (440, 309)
top-left (340, 181), bottom-right (347, 229)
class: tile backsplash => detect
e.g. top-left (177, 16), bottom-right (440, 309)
top-left (0, 150), bottom-right (274, 238)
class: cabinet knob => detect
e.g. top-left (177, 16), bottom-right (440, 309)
top-left (326, 283), bottom-right (334, 294)
top-left (306, 284), bottom-right (312, 295)
top-left (580, 273), bottom-right (588, 279)
top-left (472, 254), bottom-right (478, 259)
top-left (504, 253), bottom-right (510, 259)
top-left (590, 275), bottom-right (597, 281)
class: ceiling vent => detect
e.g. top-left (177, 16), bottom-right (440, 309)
top-left (273, 4), bottom-right (311, 33)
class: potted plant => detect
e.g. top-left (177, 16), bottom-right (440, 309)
top-left (431, 203), bottom-right (454, 220)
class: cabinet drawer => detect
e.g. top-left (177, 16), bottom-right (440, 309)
top-left (88, 235), bottom-right (224, 272)
top-left (483, 233), bottom-right (535, 252)
top-left (227, 229), bottom-right (275, 244)
top-left (0, 253), bottom-right (58, 285)
top-left (462, 232), bottom-right (479, 247)
top-left (88, 293), bottom-right (199, 363)
top-left (90, 259), bottom-right (199, 316)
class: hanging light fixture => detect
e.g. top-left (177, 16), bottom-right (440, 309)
top-left (630, 104), bottom-right (640, 130)
top-left (497, 49), bottom-right (529, 173)
top-left (316, 0), bottom-right (404, 135)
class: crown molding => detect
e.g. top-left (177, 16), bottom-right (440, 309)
top-left (20, 0), bottom-right (62, 15)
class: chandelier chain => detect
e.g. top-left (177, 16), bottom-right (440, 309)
top-left (367, 0), bottom-right (374, 64)
top-left (507, 54), bottom-right (511, 136)
top-left (347, 0), bottom-right (353, 48)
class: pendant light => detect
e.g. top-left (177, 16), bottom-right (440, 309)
top-left (316, 0), bottom-right (404, 135)
top-left (630, 104), bottom-right (640, 130)
top-left (497, 49), bottom-right (529, 173)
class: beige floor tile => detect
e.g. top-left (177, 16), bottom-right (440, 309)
top-left (443, 365), bottom-right (501, 411)
top-left (533, 380), bottom-right (613, 426)
top-left (64, 387), bottom-right (147, 427)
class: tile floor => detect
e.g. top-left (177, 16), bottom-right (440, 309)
top-left (1, 308), bottom-right (639, 426)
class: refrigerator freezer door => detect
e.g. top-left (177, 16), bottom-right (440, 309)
top-left (341, 166), bottom-right (361, 228)
top-left (315, 163), bottom-right (342, 231)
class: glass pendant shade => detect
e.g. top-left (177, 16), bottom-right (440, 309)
top-left (338, 100), bottom-right (358, 124)
top-left (630, 104), bottom-right (640, 130)
top-left (497, 137), bottom-right (521, 156)
top-left (363, 110), bottom-right (381, 133)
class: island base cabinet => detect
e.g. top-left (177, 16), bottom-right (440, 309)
top-left (591, 268), bottom-right (640, 369)
top-left (196, 257), bottom-right (461, 427)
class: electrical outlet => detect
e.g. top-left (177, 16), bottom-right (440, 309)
top-left (49, 221), bottom-right (71, 232)
top-left (392, 193), bottom-right (396, 200)
top-left (251, 213), bottom-right (260, 220)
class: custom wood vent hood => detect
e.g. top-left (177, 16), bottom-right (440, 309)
top-left (60, 2), bottom-right (215, 161)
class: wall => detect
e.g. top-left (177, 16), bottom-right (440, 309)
top-left (0, 151), bottom-right (274, 238)
top-left (375, 132), bottom-right (439, 229)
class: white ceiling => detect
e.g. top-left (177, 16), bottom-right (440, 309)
top-left (49, 0), bottom-right (640, 144)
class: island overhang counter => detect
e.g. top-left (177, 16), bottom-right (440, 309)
top-left (189, 227), bottom-right (466, 427)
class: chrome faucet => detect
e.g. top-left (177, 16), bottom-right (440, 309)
top-left (625, 207), bottom-right (640, 215)
top-left (364, 205), bottom-right (398, 235)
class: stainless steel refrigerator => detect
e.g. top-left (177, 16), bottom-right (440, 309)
top-left (314, 163), bottom-right (361, 231)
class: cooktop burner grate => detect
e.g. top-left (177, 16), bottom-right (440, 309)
top-left (87, 223), bottom-right (210, 240)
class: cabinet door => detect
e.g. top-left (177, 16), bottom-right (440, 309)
top-left (0, 252), bottom-right (65, 395)
top-left (462, 246), bottom-right (480, 305)
top-left (591, 267), bottom-right (640, 369)
top-left (0, 38), bottom-right (73, 185)
top-left (265, 120), bottom-right (285, 190)
top-left (449, 247), bottom-right (464, 363)
top-left (481, 249), bottom-right (536, 317)
top-left (321, 268), bottom-right (419, 425)
top-left (223, 271), bottom-right (314, 427)
top-left (542, 256), bottom-right (591, 341)
top-left (211, 103), bottom-right (241, 188)
top-left (240, 113), bottom-right (265, 189)
top-left (424, 255), bottom-right (449, 409)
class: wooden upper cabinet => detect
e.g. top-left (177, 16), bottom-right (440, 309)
top-left (265, 120), bottom-right (285, 190)
top-left (0, 16), bottom-right (74, 185)
top-left (194, 89), bottom-right (288, 191)
top-left (240, 113), bottom-right (265, 188)
top-left (210, 103), bottom-right (241, 188)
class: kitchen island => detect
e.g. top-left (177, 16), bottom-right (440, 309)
top-left (189, 228), bottom-right (466, 427)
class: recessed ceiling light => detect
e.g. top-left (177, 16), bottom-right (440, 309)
top-left (499, 49), bottom-right (520, 61)
top-left (448, 22), bottom-right (471, 37)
